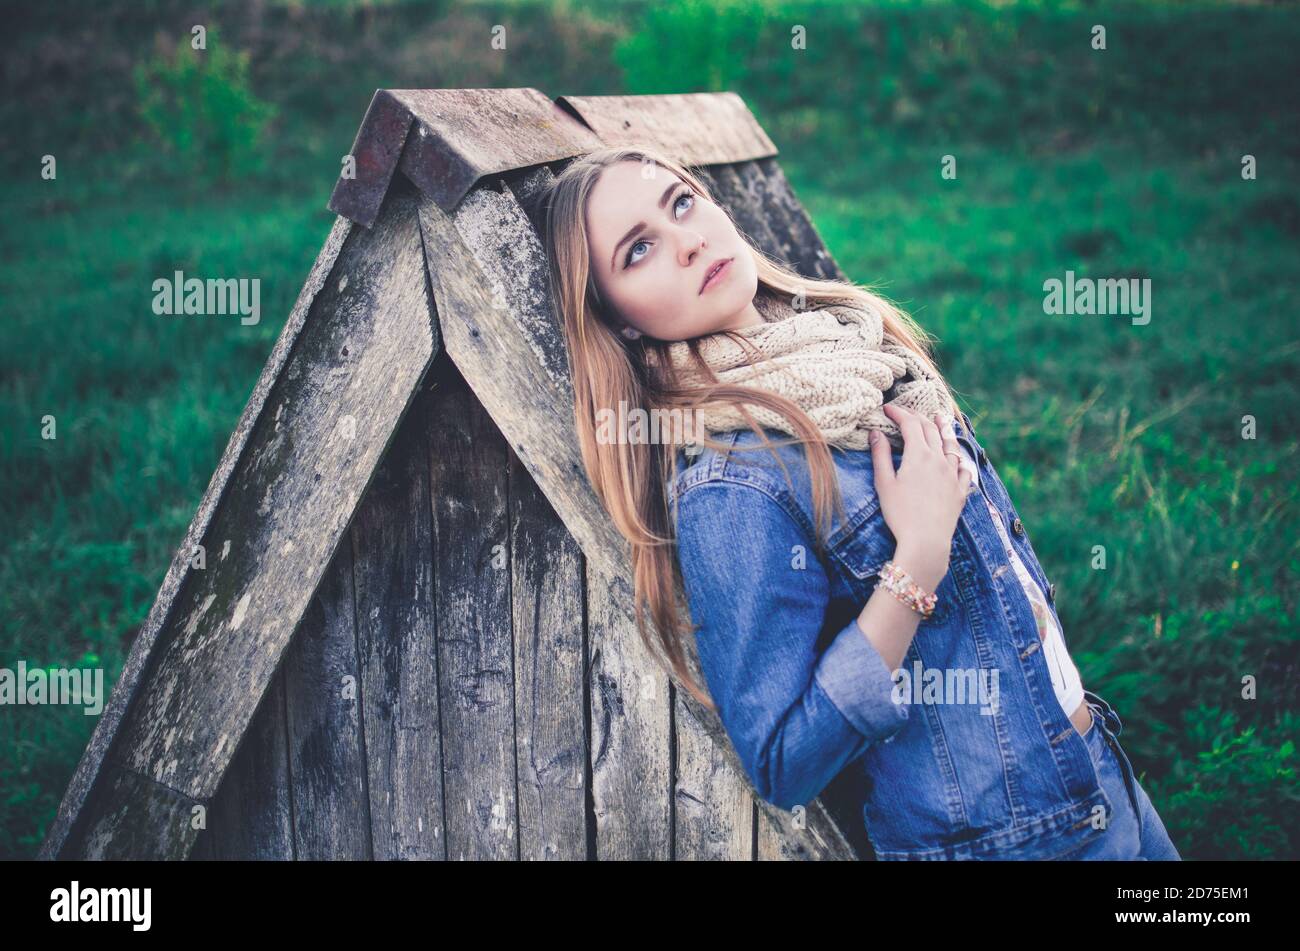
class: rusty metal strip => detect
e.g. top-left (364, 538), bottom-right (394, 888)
top-left (329, 88), bottom-right (604, 225)
top-left (328, 90), bottom-right (415, 227)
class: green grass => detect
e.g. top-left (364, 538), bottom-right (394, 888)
top-left (1, 0), bottom-right (1296, 859)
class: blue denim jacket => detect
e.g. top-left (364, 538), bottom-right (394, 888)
top-left (669, 412), bottom-right (1133, 860)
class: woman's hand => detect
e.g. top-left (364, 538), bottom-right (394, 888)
top-left (869, 403), bottom-right (973, 588)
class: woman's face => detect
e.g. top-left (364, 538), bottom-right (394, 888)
top-left (585, 160), bottom-right (763, 342)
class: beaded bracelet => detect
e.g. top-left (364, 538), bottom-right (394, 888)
top-left (876, 560), bottom-right (938, 619)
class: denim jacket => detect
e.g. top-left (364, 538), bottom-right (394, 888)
top-left (669, 412), bottom-right (1132, 860)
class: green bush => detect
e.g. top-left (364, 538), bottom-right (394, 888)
top-left (133, 27), bottom-right (276, 185)
top-left (615, 0), bottom-right (767, 94)
top-left (1152, 708), bottom-right (1299, 859)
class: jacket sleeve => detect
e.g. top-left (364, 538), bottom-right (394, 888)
top-left (673, 478), bottom-right (910, 811)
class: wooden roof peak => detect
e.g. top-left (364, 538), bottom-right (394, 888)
top-left (328, 88), bottom-right (778, 226)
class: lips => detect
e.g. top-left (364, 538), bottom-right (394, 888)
top-left (700, 257), bottom-right (733, 294)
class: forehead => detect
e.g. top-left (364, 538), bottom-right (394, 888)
top-left (587, 162), bottom-right (683, 238)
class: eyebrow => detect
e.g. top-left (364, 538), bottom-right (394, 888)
top-left (609, 180), bottom-right (682, 274)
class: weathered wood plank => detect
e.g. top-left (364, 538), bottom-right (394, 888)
top-left (756, 809), bottom-right (790, 861)
top-left (189, 819), bottom-right (214, 859)
top-left (189, 666), bottom-right (295, 860)
top-left (44, 180), bottom-right (440, 860)
top-left (501, 163), bottom-right (559, 239)
top-left (282, 530), bottom-right (371, 859)
top-left (752, 156), bottom-right (845, 281)
top-left (673, 690), bottom-right (753, 860)
top-left (509, 439), bottom-right (588, 860)
top-left (195, 368), bottom-right (451, 862)
top-left (428, 361), bottom-right (518, 860)
top-left (734, 159), bottom-right (806, 274)
top-left (557, 92), bottom-right (777, 167)
top-left (350, 372), bottom-right (446, 860)
top-left (417, 187), bottom-right (630, 581)
top-left (72, 763), bottom-right (204, 861)
top-left (586, 559), bottom-right (672, 860)
top-left (416, 173), bottom-right (858, 860)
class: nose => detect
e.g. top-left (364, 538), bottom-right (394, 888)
top-left (680, 231), bottom-right (706, 266)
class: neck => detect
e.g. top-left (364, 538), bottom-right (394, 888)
top-left (717, 298), bottom-right (765, 332)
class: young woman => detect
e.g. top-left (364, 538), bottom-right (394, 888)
top-left (541, 145), bottom-right (1180, 861)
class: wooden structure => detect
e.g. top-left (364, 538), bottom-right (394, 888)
top-left (39, 89), bottom-right (874, 861)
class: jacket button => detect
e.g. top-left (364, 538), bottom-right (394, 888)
top-left (1011, 517), bottom-right (1024, 536)
top-left (1049, 582), bottom-right (1057, 602)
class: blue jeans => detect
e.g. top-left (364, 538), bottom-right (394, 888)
top-left (1055, 704), bottom-right (1182, 860)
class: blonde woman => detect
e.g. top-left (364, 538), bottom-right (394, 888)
top-left (541, 145), bottom-right (1179, 861)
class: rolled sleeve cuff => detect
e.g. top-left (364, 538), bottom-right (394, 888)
top-left (813, 616), bottom-right (909, 742)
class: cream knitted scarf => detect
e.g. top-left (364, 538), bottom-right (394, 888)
top-left (646, 291), bottom-right (949, 452)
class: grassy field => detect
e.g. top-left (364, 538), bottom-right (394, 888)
top-left (1, 0), bottom-right (1296, 859)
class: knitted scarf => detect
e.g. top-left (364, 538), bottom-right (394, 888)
top-left (646, 291), bottom-right (949, 453)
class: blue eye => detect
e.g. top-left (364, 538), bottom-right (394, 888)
top-left (625, 189), bottom-right (695, 267)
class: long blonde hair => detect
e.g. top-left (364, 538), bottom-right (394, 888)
top-left (542, 146), bottom-right (965, 709)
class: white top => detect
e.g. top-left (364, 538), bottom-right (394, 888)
top-left (945, 416), bottom-right (1086, 719)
